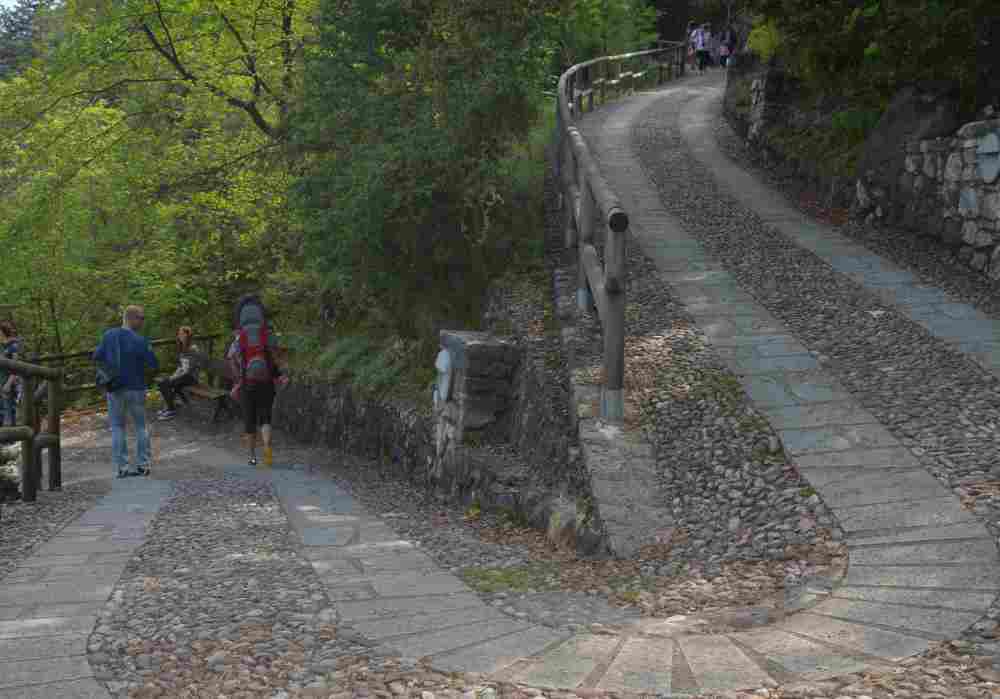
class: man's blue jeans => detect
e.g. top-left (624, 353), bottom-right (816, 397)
top-left (107, 389), bottom-right (150, 474)
top-left (0, 395), bottom-right (16, 426)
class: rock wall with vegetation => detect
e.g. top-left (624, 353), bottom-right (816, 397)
top-left (856, 120), bottom-right (1000, 277)
top-left (725, 57), bottom-right (1000, 281)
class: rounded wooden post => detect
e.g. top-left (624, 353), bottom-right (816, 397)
top-left (21, 375), bottom-right (37, 502)
top-left (602, 285), bottom-right (625, 423)
top-left (47, 378), bottom-right (61, 491)
top-left (577, 185), bottom-right (595, 313)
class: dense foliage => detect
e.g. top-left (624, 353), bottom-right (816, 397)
top-left (0, 0), bottom-right (659, 372)
top-left (750, 0), bottom-right (988, 114)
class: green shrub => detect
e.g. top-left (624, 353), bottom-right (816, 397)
top-left (747, 18), bottom-right (782, 63)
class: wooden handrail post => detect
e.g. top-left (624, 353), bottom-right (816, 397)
top-left (577, 185), bottom-right (595, 314)
top-left (554, 39), bottom-right (686, 422)
top-left (47, 377), bottom-right (61, 491)
top-left (21, 375), bottom-right (37, 502)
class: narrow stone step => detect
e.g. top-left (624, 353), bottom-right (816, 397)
top-left (808, 598), bottom-right (983, 639)
top-left (0, 677), bottom-right (108, 699)
top-left (430, 626), bottom-right (569, 675)
top-left (0, 655), bottom-right (93, 690)
top-left (832, 585), bottom-right (997, 611)
top-left (832, 498), bottom-right (978, 534)
top-left (800, 468), bottom-right (949, 508)
top-left (846, 521), bottom-right (993, 545)
top-left (506, 634), bottom-right (619, 689)
top-left (675, 634), bottom-right (774, 693)
top-left (777, 613), bottom-right (930, 661)
top-left (847, 538), bottom-right (998, 566)
top-left (595, 636), bottom-right (674, 694)
top-left (845, 563), bottom-right (1000, 590)
top-left (731, 627), bottom-right (873, 681)
top-left (377, 619), bottom-right (535, 659)
top-left (352, 605), bottom-right (507, 641)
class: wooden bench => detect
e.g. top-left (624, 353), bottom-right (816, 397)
top-left (161, 353), bottom-right (238, 423)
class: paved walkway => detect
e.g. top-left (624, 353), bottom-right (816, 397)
top-left (677, 83), bottom-right (1000, 375)
top-left (3, 73), bottom-right (1000, 698)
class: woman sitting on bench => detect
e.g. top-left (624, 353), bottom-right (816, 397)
top-left (157, 326), bottom-right (200, 420)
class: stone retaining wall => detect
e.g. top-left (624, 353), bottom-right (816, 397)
top-left (271, 331), bottom-right (606, 555)
top-left (857, 121), bottom-right (1000, 277)
top-left (723, 55), bottom-right (1000, 280)
top-left (722, 55), bottom-right (856, 212)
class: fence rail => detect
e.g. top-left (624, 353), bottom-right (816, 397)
top-left (554, 40), bottom-right (687, 421)
top-left (0, 357), bottom-right (63, 502)
top-left (33, 334), bottom-right (224, 398)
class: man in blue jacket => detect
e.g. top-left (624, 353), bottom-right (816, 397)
top-left (94, 305), bottom-right (158, 477)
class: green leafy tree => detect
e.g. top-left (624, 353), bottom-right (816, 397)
top-left (291, 0), bottom-right (558, 339)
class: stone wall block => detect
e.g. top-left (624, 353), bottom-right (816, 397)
top-left (944, 152), bottom-right (964, 181)
top-left (983, 191), bottom-right (1000, 221)
top-left (961, 188), bottom-right (980, 218)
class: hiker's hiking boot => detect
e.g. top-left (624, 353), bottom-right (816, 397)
top-left (263, 446), bottom-right (273, 468)
top-left (248, 454), bottom-right (257, 467)
top-left (158, 409), bottom-right (176, 421)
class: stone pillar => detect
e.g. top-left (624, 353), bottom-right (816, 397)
top-left (432, 331), bottom-right (523, 492)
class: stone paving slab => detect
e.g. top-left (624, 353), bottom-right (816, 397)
top-left (506, 635), bottom-right (620, 689)
top-left (380, 618), bottom-right (536, 659)
top-left (430, 626), bottom-right (569, 675)
top-left (732, 628), bottom-right (873, 680)
top-left (801, 468), bottom-right (949, 508)
top-left (777, 614), bottom-right (930, 660)
top-left (596, 636), bottom-right (674, 694)
top-left (777, 423), bottom-right (900, 455)
top-left (846, 521), bottom-right (996, 545)
top-left (0, 579), bottom-right (118, 607)
top-left (846, 564), bottom-right (1000, 590)
top-left (847, 538), bottom-right (998, 566)
top-left (352, 605), bottom-right (507, 640)
top-left (0, 615), bottom-right (97, 639)
top-left (809, 598), bottom-right (983, 638)
top-left (832, 497), bottom-right (979, 533)
top-left (0, 655), bottom-right (93, 689)
top-left (0, 678), bottom-right (109, 699)
top-left (335, 593), bottom-right (487, 622)
top-left (760, 402), bottom-right (878, 430)
top-left (0, 632), bottom-right (88, 661)
top-left (832, 586), bottom-right (999, 611)
top-left (793, 446), bottom-right (923, 469)
top-left (675, 634), bottom-right (773, 692)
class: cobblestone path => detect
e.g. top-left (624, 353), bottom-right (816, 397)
top-left (3, 71), bottom-right (1000, 699)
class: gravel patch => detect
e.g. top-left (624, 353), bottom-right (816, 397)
top-left (86, 476), bottom-right (383, 699)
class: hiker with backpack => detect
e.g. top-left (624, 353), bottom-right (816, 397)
top-left (93, 305), bottom-right (159, 478)
top-left (227, 295), bottom-right (288, 467)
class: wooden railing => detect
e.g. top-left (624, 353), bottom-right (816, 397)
top-left (33, 334), bottom-right (225, 398)
top-left (554, 40), bottom-right (687, 421)
top-left (0, 357), bottom-right (62, 502)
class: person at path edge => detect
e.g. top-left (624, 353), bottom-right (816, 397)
top-left (227, 295), bottom-right (287, 467)
top-left (157, 325), bottom-right (200, 420)
top-left (94, 305), bottom-right (158, 478)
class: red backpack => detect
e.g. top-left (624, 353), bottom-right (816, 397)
top-left (237, 323), bottom-right (274, 385)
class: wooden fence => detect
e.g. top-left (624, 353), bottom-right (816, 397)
top-left (0, 357), bottom-right (62, 502)
top-left (553, 40), bottom-right (688, 421)
top-left (33, 334), bottom-right (225, 400)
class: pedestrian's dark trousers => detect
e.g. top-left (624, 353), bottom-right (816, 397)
top-left (697, 50), bottom-right (710, 71)
top-left (158, 374), bottom-right (197, 410)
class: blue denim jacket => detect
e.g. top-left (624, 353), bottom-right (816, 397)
top-left (94, 328), bottom-right (159, 391)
